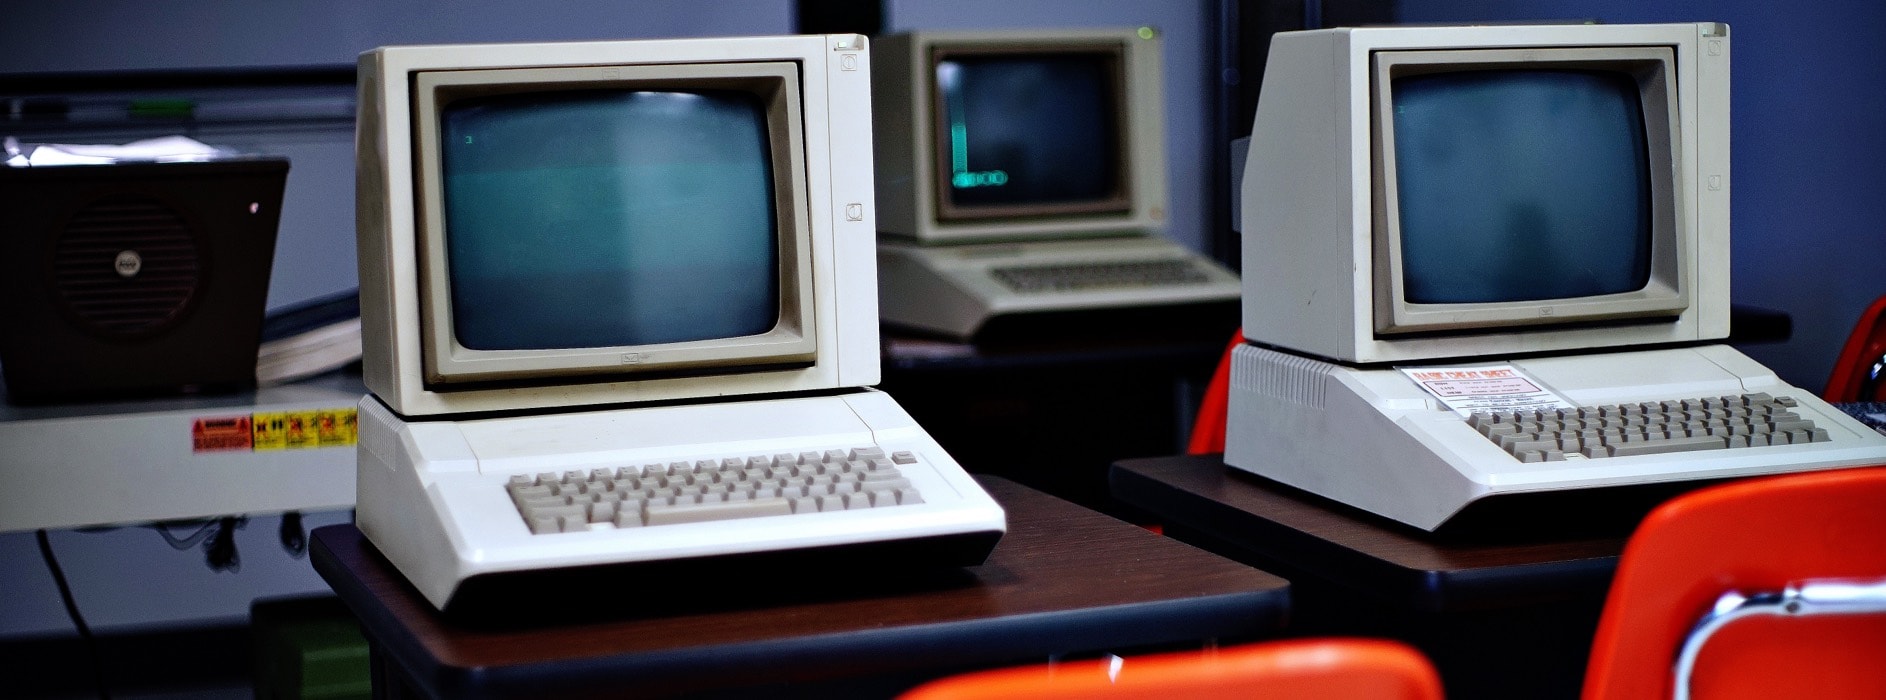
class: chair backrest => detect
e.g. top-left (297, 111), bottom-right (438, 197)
top-left (1582, 466), bottom-right (1886, 700)
top-left (898, 638), bottom-right (1443, 700)
top-left (1824, 294), bottom-right (1886, 402)
top-left (1186, 328), bottom-right (1242, 455)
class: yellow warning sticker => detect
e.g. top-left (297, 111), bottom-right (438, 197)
top-left (283, 411), bottom-right (322, 450)
top-left (252, 412), bottom-right (291, 451)
top-left (209, 408), bottom-right (358, 453)
top-left (315, 409), bottom-right (359, 447)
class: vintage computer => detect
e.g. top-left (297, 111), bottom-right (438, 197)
top-left (1228, 22), bottom-right (1886, 531)
top-left (354, 34), bottom-right (1005, 613)
top-left (871, 28), bottom-right (1240, 340)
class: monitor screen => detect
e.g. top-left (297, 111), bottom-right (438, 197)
top-left (1240, 24), bottom-right (1731, 364)
top-left (356, 36), bottom-right (882, 416)
top-left (439, 89), bottom-right (780, 351)
top-left (1391, 69), bottom-right (1653, 306)
top-left (931, 51), bottom-right (1123, 215)
top-left (872, 29), bottom-right (1168, 244)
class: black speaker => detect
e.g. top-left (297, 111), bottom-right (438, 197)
top-left (0, 158), bottom-right (289, 404)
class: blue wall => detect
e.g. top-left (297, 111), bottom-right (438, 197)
top-left (1399, 1), bottom-right (1886, 391)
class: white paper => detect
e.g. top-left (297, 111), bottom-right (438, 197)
top-left (1399, 364), bottom-right (1577, 417)
top-left (5, 136), bottom-right (229, 167)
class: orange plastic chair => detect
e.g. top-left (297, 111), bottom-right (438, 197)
top-left (899, 638), bottom-right (1443, 700)
top-left (1186, 327), bottom-right (1243, 455)
top-left (1824, 294), bottom-right (1886, 402)
top-left (1582, 466), bottom-right (1886, 700)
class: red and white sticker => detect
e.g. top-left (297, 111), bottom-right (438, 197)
top-left (191, 415), bottom-right (255, 452)
top-left (1399, 365), bottom-right (1576, 417)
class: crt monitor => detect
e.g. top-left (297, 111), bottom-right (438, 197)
top-left (873, 28), bottom-right (1168, 244)
top-left (1241, 23), bottom-right (1731, 364)
top-left (357, 36), bottom-right (881, 417)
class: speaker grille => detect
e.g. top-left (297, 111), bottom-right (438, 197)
top-left (53, 194), bottom-right (203, 336)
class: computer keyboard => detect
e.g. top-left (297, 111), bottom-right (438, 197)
top-left (356, 391), bottom-right (1007, 613)
top-left (991, 259), bottom-right (1211, 293)
top-left (1469, 392), bottom-right (1828, 463)
top-left (507, 446), bottom-right (924, 533)
top-left (876, 237), bottom-right (1242, 339)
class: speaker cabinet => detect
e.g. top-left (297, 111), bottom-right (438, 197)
top-left (0, 158), bottom-right (289, 404)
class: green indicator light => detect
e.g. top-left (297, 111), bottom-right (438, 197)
top-left (1137, 26), bottom-right (1156, 40)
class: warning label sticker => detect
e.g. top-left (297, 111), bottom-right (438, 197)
top-left (194, 408), bottom-right (358, 453)
top-left (192, 416), bottom-right (255, 452)
top-left (1399, 365), bottom-right (1577, 417)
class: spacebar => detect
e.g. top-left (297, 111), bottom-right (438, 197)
top-left (1602, 435), bottom-right (1728, 457)
top-left (644, 497), bottom-right (794, 526)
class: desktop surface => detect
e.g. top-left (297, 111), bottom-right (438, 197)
top-left (1111, 455), bottom-right (1630, 608)
top-left (312, 476), bottom-right (1289, 698)
top-left (1111, 454), bottom-right (1634, 700)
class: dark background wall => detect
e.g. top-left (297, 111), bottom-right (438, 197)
top-left (2, 0), bottom-right (1876, 640)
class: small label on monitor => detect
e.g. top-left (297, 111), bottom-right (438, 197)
top-left (1399, 365), bottom-right (1576, 417)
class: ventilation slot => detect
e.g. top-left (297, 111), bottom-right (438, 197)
top-left (1231, 345), bottom-right (1330, 409)
top-left (53, 195), bottom-right (202, 337)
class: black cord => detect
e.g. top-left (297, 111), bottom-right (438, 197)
top-left (205, 517), bottom-right (244, 572)
top-left (279, 511), bottom-right (307, 558)
top-left (146, 517), bottom-right (248, 571)
top-left (36, 530), bottom-right (111, 699)
top-left (150, 520), bottom-right (219, 551)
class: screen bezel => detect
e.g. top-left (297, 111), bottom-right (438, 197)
top-left (926, 42), bottom-right (1134, 222)
top-left (410, 62), bottom-right (816, 386)
top-left (1369, 47), bottom-right (1686, 336)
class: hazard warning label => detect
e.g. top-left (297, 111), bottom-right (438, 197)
top-left (193, 408), bottom-right (358, 453)
top-left (192, 416), bottom-right (255, 452)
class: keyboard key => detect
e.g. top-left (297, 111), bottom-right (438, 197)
top-left (1602, 435), bottom-right (1728, 457)
top-left (646, 496), bottom-right (793, 525)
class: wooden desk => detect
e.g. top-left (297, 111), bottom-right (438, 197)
top-left (312, 477), bottom-right (1289, 698)
top-left (1110, 455), bottom-right (1637, 700)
